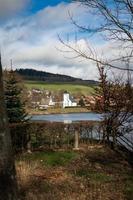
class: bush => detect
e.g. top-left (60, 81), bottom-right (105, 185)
top-left (10, 121), bottom-right (99, 153)
top-left (10, 123), bottom-right (30, 153)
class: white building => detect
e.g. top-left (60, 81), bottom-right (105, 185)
top-left (63, 91), bottom-right (77, 108)
top-left (49, 96), bottom-right (56, 106)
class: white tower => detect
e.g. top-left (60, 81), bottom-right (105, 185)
top-left (63, 91), bottom-right (70, 108)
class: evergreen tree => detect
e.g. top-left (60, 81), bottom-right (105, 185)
top-left (4, 70), bottom-right (27, 123)
top-left (0, 57), bottom-right (18, 199)
top-left (79, 98), bottom-right (85, 107)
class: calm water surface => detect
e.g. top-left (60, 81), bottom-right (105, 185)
top-left (31, 112), bottom-right (101, 123)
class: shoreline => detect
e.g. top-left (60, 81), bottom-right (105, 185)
top-left (28, 107), bottom-right (93, 116)
top-left (29, 111), bottom-right (98, 116)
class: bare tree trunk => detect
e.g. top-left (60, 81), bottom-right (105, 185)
top-left (67, 132), bottom-right (70, 148)
top-left (112, 131), bottom-right (117, 150)
top-left (0, 57), bottom-right (18, 200)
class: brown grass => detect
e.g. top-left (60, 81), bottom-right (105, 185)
top-left (16, 145), bottom-right (133, 200)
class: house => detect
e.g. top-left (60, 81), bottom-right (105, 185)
top-left (63, 91), bottom-right (77, 108)
top-left (49, 96), bottom-right (56, 106)
top-left (38, 98), bottom-right (49, 110)
top-left (29, 89), bottom-right (78, 109)
top-left (32, 88), bottom-right (43, 94)
top-left (45, 93), bottom-right (63, 108)
top-left (38, 96), bottom-right (56, 109)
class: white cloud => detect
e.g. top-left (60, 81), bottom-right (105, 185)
top-left (1, 2), bottom-right (125, 80)
top-left (2, 37), bottom-right (98, 80)
top-left (0, 0), bottom-right (30, 19)
top-left (0, 1), bottom-right (131, 81)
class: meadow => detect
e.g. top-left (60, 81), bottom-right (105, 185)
top-left (25, 81), bottom-right (95, 95)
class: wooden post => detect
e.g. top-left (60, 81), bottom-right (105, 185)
top-left (74, 130), bottom-right (79, 150)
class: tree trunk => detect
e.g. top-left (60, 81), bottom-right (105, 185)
top-left (112, 131), bottom-right (117, 150)
top-left (67, 132), bottom-right (70, 148)
top-left (0, 57), bottom-right (18, 200)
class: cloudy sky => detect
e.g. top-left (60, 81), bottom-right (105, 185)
top-left (0, 0), bottom-right (111, 80)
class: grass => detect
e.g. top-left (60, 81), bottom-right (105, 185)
top-left (76, 169), bottom-right (114, 183)
top-left (123, 173), bottom-right (133, 200)
top-left (16, 145), bottom-right (133, 200)
top-left (25, 81), bottom-right (95, 95)
top-left (18, 151), bottom-right (78, 167)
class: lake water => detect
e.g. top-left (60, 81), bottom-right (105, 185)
top-left (31, 112), bottom-right (101, 123)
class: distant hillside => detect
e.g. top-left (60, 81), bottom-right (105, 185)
top-left (16, 68), bottom-right (98, 85)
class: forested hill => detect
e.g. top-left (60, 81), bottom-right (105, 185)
top-left (16, 68), bottom-right (98, 85)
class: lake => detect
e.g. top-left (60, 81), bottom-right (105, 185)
top-left (31, 112), bottom-right (101, 123)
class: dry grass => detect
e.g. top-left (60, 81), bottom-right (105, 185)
top-left (16, 146), bottom-right (133, 200)
top-left (16, 160), bottom-right (40, 185)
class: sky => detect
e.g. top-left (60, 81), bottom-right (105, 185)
top-left (0, 0), bottom-right (113, 80)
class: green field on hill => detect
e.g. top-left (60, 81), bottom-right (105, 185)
top-left (25, 81), bottom-right (96, 95)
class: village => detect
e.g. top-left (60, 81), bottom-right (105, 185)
top-left (27, 88), bottom-right (96, 111)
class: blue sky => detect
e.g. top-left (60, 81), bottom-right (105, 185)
top-left (29, 0), bottom-right (70, 13)
top-left (0, 0), bottom-right (108, 80)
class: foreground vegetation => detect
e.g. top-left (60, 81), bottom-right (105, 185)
top-left (25, 81), bottom-right (95, 95)
top-left (16, 145), bottom-right (133, 200)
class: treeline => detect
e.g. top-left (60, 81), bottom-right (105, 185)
top-left (16, 68), bottom-right (98, 85)
top-left (10, 121), bottom-right (100, 153)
